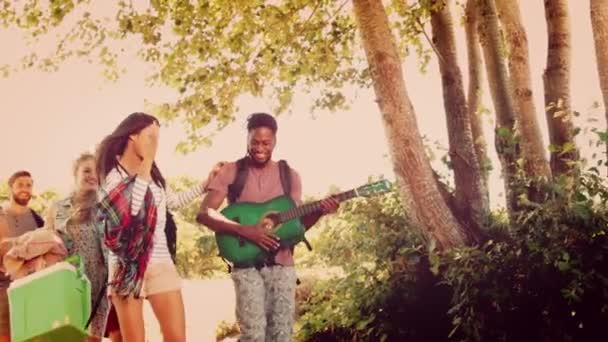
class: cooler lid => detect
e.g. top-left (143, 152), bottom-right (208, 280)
top-left (8, 261), bottom-right (77, 290)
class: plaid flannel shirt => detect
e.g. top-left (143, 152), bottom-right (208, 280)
top-left (97, 176), bottom-right (157, 298)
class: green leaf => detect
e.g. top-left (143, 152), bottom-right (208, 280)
top-left (559, 142), bottom-right (576, 155)
top-left (496, 127), bottom-right (511, 138)
top-left (572, 202), bottom-right (591, 220)
top-left (557, 261), bottom-right (570, 272)
top-left (356, 315), bottom-right (374, 330)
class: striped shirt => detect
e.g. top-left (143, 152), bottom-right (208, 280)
top-left (102, 166), bottom-right (204, 263)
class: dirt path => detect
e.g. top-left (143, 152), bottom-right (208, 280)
top-left (138, 278), bottom-right (236, 341)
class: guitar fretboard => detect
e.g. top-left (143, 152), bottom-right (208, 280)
top-left (277, 189), bottom-right (357, 223)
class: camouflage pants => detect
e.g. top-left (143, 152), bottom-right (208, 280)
top-left (231, 265), bottom-right (297, 342)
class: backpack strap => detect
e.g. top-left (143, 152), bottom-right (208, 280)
top-left (223, 157), bottom-right (250, 272)
top-left (227, 157), bottom-right (249, 204)
top-left (30, 209), bottom-right (45, 228)
top-left (278, 160), bottom-right (292, 198)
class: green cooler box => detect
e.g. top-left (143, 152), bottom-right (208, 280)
top-left (8, 257), bottom-right (91, 342)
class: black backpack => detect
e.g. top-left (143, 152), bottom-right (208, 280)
top-left (165, 210), bottom-right (177, 264)
top-left (227, 157), bottom-right (292, 204)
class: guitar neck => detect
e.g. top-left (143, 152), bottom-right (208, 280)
top-left (278, 189), bottom-right (358, 223)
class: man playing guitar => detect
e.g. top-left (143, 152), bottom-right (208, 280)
top-left (197, 112), bottom-right (339, 341)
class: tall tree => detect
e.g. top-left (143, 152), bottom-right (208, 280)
top-left (429, 0), bottom-right (487, 242)
top-left (590, 0), bottom-right (608, 170)
top-left (495, 0), bottom-right (552, 182)
top-left (464, 0), bottom-right (490, 187)
top-left (543, 0), bottom-right (579, 175)
top-left (477, 0), bottom-right (520, 214)
top-left (352, 0), bottom-right (467, 248)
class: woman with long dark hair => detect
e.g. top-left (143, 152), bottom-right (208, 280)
top-left (96, 112), bottom-right (222, 342)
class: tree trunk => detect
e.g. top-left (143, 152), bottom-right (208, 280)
top-left (430, 0), bottom-right (487, 243)
top-left (464, 0), bottom-right (490, 187)
top-left (477, 0), bottom-right (520, 214)
top-left (352, 0), bottom-right (467, 249)
top-left (590, 0), bottom-right (608, 172)
top-left (496, 0), bottom-right (552, 182)
top-left (543, 0), bottom-right (579, 176)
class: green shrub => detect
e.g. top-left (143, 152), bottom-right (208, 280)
top-left (296, 169), bottom-right (608, 342)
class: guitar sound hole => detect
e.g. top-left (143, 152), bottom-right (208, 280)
top-left (265, 213), bottom-right (280, 227)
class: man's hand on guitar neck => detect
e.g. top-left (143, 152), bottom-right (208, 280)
top-left (319, 197), bottom-right (340, 215)
top-left (301, 196), bottom-right (340, 229)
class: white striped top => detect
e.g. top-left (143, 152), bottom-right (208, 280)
top-left (101, 166), bottom-right (204, 263)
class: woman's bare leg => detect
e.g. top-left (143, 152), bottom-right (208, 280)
top-left (148, 290), bottom-right (186, 342)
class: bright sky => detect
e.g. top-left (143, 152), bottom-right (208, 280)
top-left (0, 2), bottom-right (604, 209)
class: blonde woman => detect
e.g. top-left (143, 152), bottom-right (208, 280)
top-left (46, 153), bottom-right (109, 341)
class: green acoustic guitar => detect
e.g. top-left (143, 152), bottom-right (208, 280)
top-left (216, 179), bottom-right (392, 266)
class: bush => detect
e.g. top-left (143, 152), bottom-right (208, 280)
top-left (296, 169), bottom-right (608, 342)
top-left (296, 187), bottom-right (453, 341)
top-left (169, 177), bottom-right (227, 279)
top-left (175, 219), bottom-right (226, 279)
top-left (440, 168), bottom-right (608, 342)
